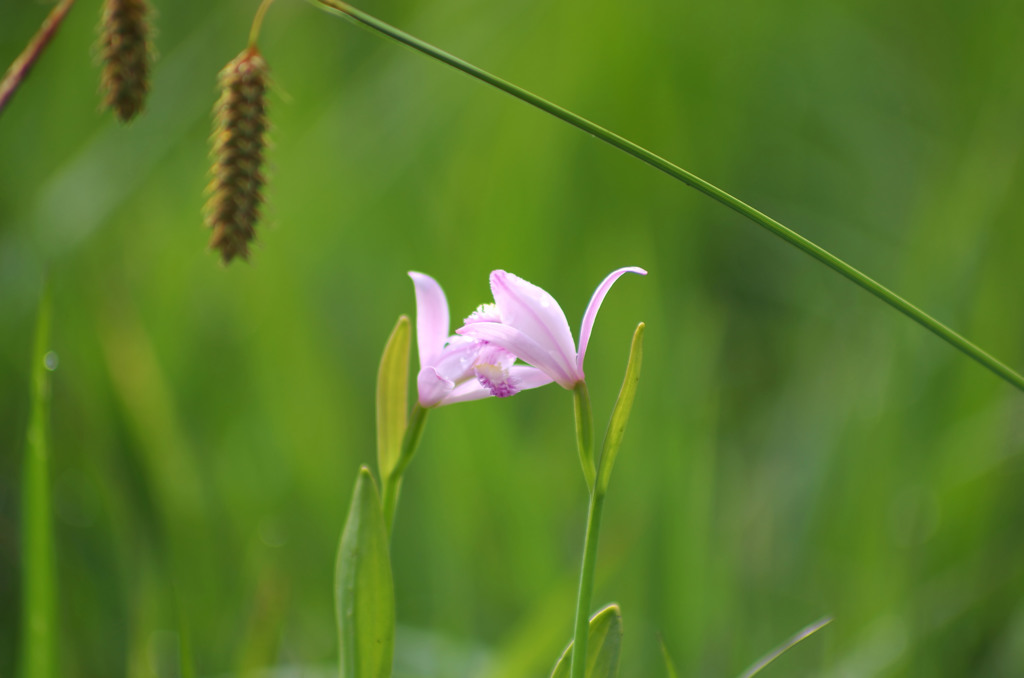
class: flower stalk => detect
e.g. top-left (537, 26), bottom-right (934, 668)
top-left (569, 323), bottom-right (645, 678)
top-left (570, 487), bottom-right (605, 678)
top-left (249, 0), bottom-right (278, 48)
top-left (381, 404), bottom-right (428, 537)
top-left (573, 382), bottom-right (595, 490)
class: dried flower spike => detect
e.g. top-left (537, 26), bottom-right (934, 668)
top-left (97, 0), bottom-right (153, 122)
top-left (205, 47), bottom-right (269, 264)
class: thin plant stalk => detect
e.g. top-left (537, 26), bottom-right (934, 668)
top-left (248, 0), bottom-right (277, 47)
top-left (573, 382), bottom-right (595, 490)
top-left (0, 0), bottom-right (76, 117)
top-left (569, 325), bottom-right (643, 678)
top-left (310, 0), bottom-right (1024, 393)
top-left (381, 404), bottom-right (428, 537)
top-left (570, 488), bottom-right (605, 678)
top-left (19, 288), bottom-right (55, 678)
top-left (568, 384), bottom-right (600, 678)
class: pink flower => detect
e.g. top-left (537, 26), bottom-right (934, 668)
top-left (409, 272), bottom-right (554, 408)
top-left (456, 267), bottom-right (647, 389)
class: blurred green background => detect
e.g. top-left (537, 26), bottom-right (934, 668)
top-left (3, 0), bottom-right (1024, 675)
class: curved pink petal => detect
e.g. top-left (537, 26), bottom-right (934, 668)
top-left (458, 321), bottom-right (578, 389)
top-left (489, 270), bottom-right (577, 379)
top-left (416, 366), bottom-right (454, 408)
top-left (409, 272), bottom-right (450, 369)
top-left (441, 379), bottom-right (494, 406)
top-left (508, 365), bottom-right (556, 390)
top-left (430, 336), bottom-right (479, 384)
top-left (576, 267), bottom-right (647, 376)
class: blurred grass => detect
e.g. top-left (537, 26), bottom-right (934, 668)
top-left (18, 288), bottom-right (54, 678)
top-left (3, 0), bottom-right (1024, 676)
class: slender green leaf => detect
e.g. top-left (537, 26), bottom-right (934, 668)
top-left (311, 0), bottom-right (1024, 393)
top-left (336, 467), bottom-right (395, 678)
top-left (551, 604), bottom-right (623, 678)
top-left (737, 616), bottom-right (832, 678)
top-left (176, 593), bottom-right (196, 678)
top-left (376, 315), bottom-right (410, 482)
top-left (596, 323), bottom-right (645, 495)
top-left (657, 635), bottom-right (680, 678)
top-left (19, 286), bottom-right (55, 678)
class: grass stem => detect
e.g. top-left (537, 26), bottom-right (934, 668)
top-left (0, 0), bottom-right (76, 117)
top-left (310, 0), bottom-right (1024, 393)
top-left (19, 287), bottom-right (56, 678)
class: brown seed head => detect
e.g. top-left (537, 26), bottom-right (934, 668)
top-left (97, 0), bottom-right (154, 122)
top-left (205, 47), bottom-right (270, 264)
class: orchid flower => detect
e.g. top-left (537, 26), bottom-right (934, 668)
top-left (409, 272), bottom-right (554, 408)
top-left (456, 267), bottom-right (647, 389)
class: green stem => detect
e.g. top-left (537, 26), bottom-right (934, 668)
top-left (0, 0), bottom-right (76, 117)
top-left (248, 0), bottom-right (277, 48)
top-left (569, 382), bottom-right (599, 676)
top-left (310, 0), bottom-right (1024, 393)
top-left (573, 382), bottom-right (595, 489)
top-left (381, 404), bottom-right (429, 536)
top-left (20, 287), bottom-right (55, 678)
top-left (381, 471), bottom-right (401, 539)
top-left (570, 489), bottom-right (605, 678)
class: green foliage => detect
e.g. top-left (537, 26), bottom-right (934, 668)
top-left (376, 315), bottom-right (410, 481)
top-left (18, 289), bottom-right (55, 678)
top-left (595, 322), bottom-right (644, 495)
top-left (658, 636), bottom-right (679, 678)
top-left (550, 604), bottom-right (623, 678)
top-left (336, 467), bottom-right (394, 678)
top-left (3, 0), bottom-right (1024, 676)
top-left (737, 616), bottom-right (832, 678)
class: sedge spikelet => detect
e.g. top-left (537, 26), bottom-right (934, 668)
top-left (205, 47), bottom-right (269, 264)
top-left (97, 0), bottom-right (153, 122)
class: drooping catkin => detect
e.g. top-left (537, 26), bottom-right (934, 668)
top-left (205, 47), bottom-right (269, 264)
top-left (97, 0), bottom-right (153, 122)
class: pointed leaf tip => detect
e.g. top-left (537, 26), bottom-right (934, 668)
top-left (377, 316), bottom-right (410, 481)
top-left (657, 634), bottom-right (680, 678)
top-left (596, 322), bottom-right (645, 495)
top-left (737, 616), bottom-right (832, 678)
top-left (550, 604), bottom-right (623, 678)
top-left (336, 467), bottom-right (395, 678)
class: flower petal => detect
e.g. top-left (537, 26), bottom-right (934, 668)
top-left (409, 272), bottom-right (449, 369)
top-left (416, 366), bottom-right (453, 408)
top-left (489, 270), bottom-right (578, 383)
top-left (508, 365), bottom-right (556, 390)
top-left (430, 335), bottom-right (479, 384)
top-left (458, 321), bottom-right (578, 389)
top-left (440, 380), bottom-right (495, 406)
top-left (576, 267), bottom-right (647, 376)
